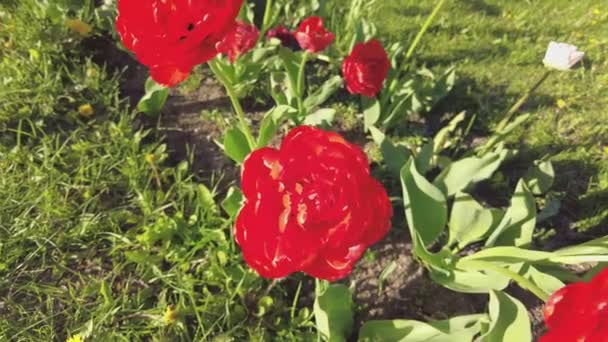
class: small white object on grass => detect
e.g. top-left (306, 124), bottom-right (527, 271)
top-left (543, 41), bottom-right (585, 70)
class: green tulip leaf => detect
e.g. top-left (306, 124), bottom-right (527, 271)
top-left (359, 314), bottom-right (486, 342)
top-left (137, 77), bottom-right (169, 115)
top-left (363, 96), bottom-right (381, 130)
top-left (314, 283), bottom-right (354, 342)
top-left (303, 75), bottom-right (343, 111)
top-left (524, 160), bottom-right (555, 195)
top-left (434, 149), bottom-right (509, 197)
top-left (485, 179), bottom-right (536, 247)
top-left (448, 192), bottom-right (497, 249)
top-left (369, 126), bottom-right (411, 176)
top-left (303, 108), bottom-right (336, 127)
top-left (400, 158), bottom-right (447, 246)
top-left (223, 127), bottom-right (252, 164)
top-left (482, 291), bottom-right (532, 342)
top-left (221, 186), bottom-right (243, 218)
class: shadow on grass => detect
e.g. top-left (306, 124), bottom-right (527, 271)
top-left (429, 75), bottom-right (556, 135)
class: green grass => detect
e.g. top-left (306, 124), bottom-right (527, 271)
top-left (374, 0), bottom-right (608, 233)
top-left (0, 1), bottom-right (314, 340)
top-left (1, 0), bottom-right (607, 341)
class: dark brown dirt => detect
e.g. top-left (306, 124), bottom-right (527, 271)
top-left (350, 231), bottom-right (486, 326)
top-left (160, 79), bottom-right (239, 183)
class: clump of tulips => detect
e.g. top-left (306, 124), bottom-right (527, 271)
top-left (116, 1), bottom-right (602, 341)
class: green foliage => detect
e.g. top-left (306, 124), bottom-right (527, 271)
top-left (223, 127), bottom-right (253, 164)
top-left (359, 314), bottom-right (486, 342)
top-left (314, 282), bottom-right (354, 342)
top-left (482, 291), bottom-right (531, 342)
top-left (137, 77), bottom-right (169, 115)
top-left (400, 158), bottom-right (448, 246)
top-left (0, 2), bottom-right (314, 340)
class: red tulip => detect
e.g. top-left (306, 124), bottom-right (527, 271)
top-left (541, 268), bottom-right (608, 341)
top-left (216, 21), bottom-right (260, 63)
top-left (294, 16), bottom-right (335, 53)
top-left (266, 25), bottom-right (300, 51)
top-left (235, 126), bottom-right (392, 281)
top-left (116, 0), bottom-right (243, 86)
top-left (342, 40), bottom-right (390, 98)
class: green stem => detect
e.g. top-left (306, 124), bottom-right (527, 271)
top-left (296, 51), bottom-right (309, 116)
top-left (496, 70), bottom-right (552, 131)
top-left (261, 0), bottom-right (274, 35)
top-left (459, 259), bottom-right (550, 302)
top-left (405, 0), bottom-right (448, 61)
top-left (208, 60), bottom-right (256, 149)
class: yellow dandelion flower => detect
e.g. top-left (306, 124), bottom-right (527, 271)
top-left (66, 334), bottom-right (83, 342)
top-left (593, 8), bottom-right (601, 16)
top-left (164, 306), bottom-right (177, 325)
top-left (556, 99), bottom-right (567, 109)
top-left (145, 154), bottom-right (156, 163)
top-left (78, 104), bottom-right (94, 118)
top-left (66, 19), bottom-right (92, 36)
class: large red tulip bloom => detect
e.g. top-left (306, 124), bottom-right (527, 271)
top-left (294, 16), bottom-right (335, 53)
top-left (342, 39), bottom-right (390, 98)
top-left (235, 126), bottom-right (392, 281)
top-left (116, 0), bottom-right (243, 86)
top-left (540, 268), bottom-right (608, 341)
top-left (216, 21), bottom-right (260, 63)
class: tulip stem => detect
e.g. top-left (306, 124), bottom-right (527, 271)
top-left (496, 70), bottom-right (552, 131)
top-left (297, 51), bottom-right (309, 117)
top-left (261, 0), bottom-right (274, 35)
top-left (208, 60), bottom-right (256, 149)
top-left (459, 259), bottom-right (550, 302)
top-left (405, 0), bottom-right (447, 61)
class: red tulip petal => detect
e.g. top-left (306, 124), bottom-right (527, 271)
top-left (544, 282), bottom-right (591, 329)
top-left (149, 65), bottom-right (191, 87)
top-left (302, 244), bottom-right (366, 281)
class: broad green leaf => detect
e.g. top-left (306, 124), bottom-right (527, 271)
top-left (221, 186), bottom-right (243, 218)
top-left (400, 159), bottom-right (447, 246)
top-left (314, 284), bottom-right (354, 342)
top-left (223, 127), bottom-right (252, 164)
top-left (461, 247), bottom-right (553, 265)
top-left (381, 92), bottom-right (414, 128)
top-left (303, 76), bottom-right (343, 111)
top-left (551, 236), bottom-right (608, 264)
top-left (520, 264), bottom-right (564, 295)
top-left (434, 149), bottom-right (509, 197)
top-left (359, 314), bottom-right (485, 342)
top-left (415, 143), bottom-right (434, 175)
top-left (485, 180), bottom-right (536, 247)
top-left (251, 46), bottom-right (276, 63)
top-left (430, 264), bottom-right (510, 294)
top-left (448, 192), bottom-right (496, 249)
top-left (483, 291), bottom-right (532, 342)
top-left (278, 48), bottom-right (303, 98)
top-left (137, 77), bottom-right (169, 115)
top-left (257, 105), bottom-right (295, 148)
top-left (270, 72), bottom-right (294, 106)
top-left (363, 97), bottom-right (381, 130)
top-left (535, 264), bottom-right (582, 283)
top-left (369, 126), bottom-right (411, 176)
top-left (524, 160), bottom-right (554, 195)
top-left (303, 108), bottom-right (336, 127)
